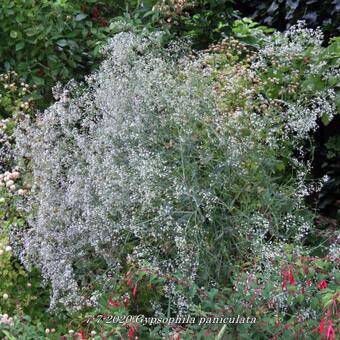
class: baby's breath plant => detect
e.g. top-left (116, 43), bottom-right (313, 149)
top-left (14, 23), bottom-right (338, 317)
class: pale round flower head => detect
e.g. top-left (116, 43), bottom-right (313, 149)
top-left (5, 180), bottom-right (14, 187)
top-left (17, 189), bottom-right (25, 195)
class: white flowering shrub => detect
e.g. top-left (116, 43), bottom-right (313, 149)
top-left (14, 24), bottom-right (338, 313)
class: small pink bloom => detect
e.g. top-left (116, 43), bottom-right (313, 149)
top-left (78, 329), bottom-right (86, 340)
top-left (132, 285), bottom-right (137, 298)
top-left (317, 280), bottom-right (328, 289)
top-left (318, 318), bottom-right (325, 335)
top-left (128, 326), bottom-right (136, 339)
top-left (326, 320), bottom-right (335, 340)
top-left (108, 298), bottom-right (120, 307)
top-left (289, 270), bottom-right (295, 285)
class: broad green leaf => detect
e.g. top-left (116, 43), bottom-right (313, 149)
top-left (57, 39), bottom-right (68, 47)
top-left (15, 41), bottom-right (25, 51)
top-left (75, 13), bottom-right (88, 21)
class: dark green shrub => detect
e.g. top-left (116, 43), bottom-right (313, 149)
top-left (236, 0), bottom-right (340, 40)
top-left (0, 0), bottom-right (118, 105)
top-left (112, 0), bottom-right (239, 49)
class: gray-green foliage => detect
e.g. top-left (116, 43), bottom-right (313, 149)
top-left (14, 28), bottom-right (336, 312)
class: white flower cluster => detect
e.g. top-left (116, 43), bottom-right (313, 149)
top-left (15, 32), bottom-right (213, 311)
top-left (0, 313), bottom-right (13, 326)
top-left (0, 119), bottom-right (14, 174)
top-left (13, 25), bottom-right (337, 312)
top-left (253, 20), bottom-right (324, 69)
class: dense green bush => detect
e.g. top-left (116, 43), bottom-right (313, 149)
top-left (110, 0), bottom-right (241, 49)
top-left (0, 0), bottom-right (119, 105)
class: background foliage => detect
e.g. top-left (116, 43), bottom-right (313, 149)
top-left (0, 1), bottom-right (339, 339)
top-left (236, 0), bottom-right (340, 40)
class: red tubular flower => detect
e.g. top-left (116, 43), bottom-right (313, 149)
top-left (317, 280), bottom-right (328, 289)
top-left (318, 318), bottom-right (325, 335)
top-left (307, 279), bottom-right (311, 287)
top-left (78, 329), bottom-right (87, 340)
top-left (301, 287), bottom-right (305, 294)
top-left (132, 285), bottom-right (137, 298)
top-left (326, 320), bottom-right (335, 340)
top-left (289, 270), bottom-right (295, 285)
top-left (108, 298), bottom-right (120, 307)
top-left (128, 326), bottom-right (136, 339)
top-left (127, 278), bottom-right (132, 286)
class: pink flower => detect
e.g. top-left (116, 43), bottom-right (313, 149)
top-left (77, 329), bottom-right (86, 340)
top-left (132, 285), bottom-right (137, 298)
top-left (318, 318), bottom-right (325, 335)
top-left (108, 298), bottom-right (120, 307)
top-left (128, 326), bottom-right (136, 339)
top-left (326, 320), bottom-right (335, 340)
top-left (317, 280), bottom-right (328, 289)
top-left (289, 270), bottom-right (295, 285)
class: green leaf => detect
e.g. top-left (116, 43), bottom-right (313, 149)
top-left (321, 115), bottom-right (331, 126)
top-left (32, 76), bottom-right (45, 86)
top-left (276, 161), bottom-right (285, 172)
top-left (1, 331), bottom-right (16, 340)
top-left (296, 294), bottom-right (304, 304)
top-left (10, 30), bottom-right (18, 38)
top-left (75, 13), bottom-right (88, 21)
top-left (57, 39), bottom-right (68, 47)
top-left (25, 28), bottom-right (37, 37)
top-left (15, 41), bottom-right (25, 51)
